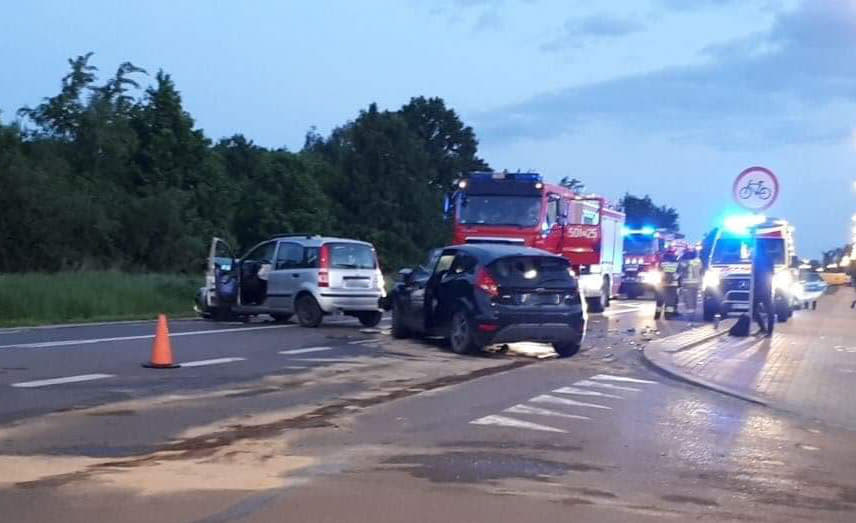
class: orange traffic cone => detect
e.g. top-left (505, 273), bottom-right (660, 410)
top-left (142, 314), bottom-right (180, 368)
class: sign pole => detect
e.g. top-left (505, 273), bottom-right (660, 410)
top-left (730, 167), bottom-right (779, 337)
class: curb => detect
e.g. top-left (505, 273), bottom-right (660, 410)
top-left (642, 323), bottom-right (769, 406)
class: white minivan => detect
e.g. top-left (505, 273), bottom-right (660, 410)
top-left (195, 234), bottom-right (386, 327)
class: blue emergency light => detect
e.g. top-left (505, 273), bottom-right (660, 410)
top-left (622, 226), bottom-right (657, 236)
top-left (469, 171), bottom-right (542, 182)
top-left (462, 171), bottom-right (544, 195)
top-left (723, 214), bottom-right (766, 235)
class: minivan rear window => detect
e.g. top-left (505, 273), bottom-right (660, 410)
top-left (489, 256), bottom-right (572, 287)
top-left (327, 243), bottom-right (377, 270)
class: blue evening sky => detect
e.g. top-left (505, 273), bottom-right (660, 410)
top-left (2, 0), bottom-right (854, 257)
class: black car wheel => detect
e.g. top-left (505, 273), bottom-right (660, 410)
top-left (553, 341), bottom-right (581, 358)
top-left (270, 313), bottom-right (293, 323)
top-left (296, 295), bottom-right (323, 328)
top-left (450, 311), bottom-right (479, 355)
top-left (391, 303), bottom-right (410, 339)
top-left (357, 311), bottom-right (382, 327)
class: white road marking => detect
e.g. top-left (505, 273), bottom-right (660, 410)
top-left (470, 414), bottom-right (567, 433)
top-left (289, 357), bottom-right (358, 362)
top-left (12, 373), bottom-right (114, 388)
top-left (552, 386), bottom-right (623, 399)
top-left (590, 374), bottom-right (658, 385)
top-left (282, 366), bottom-right (308, 370)
top-left (348, 339), bottom-right (376, 345)
top-left (574, 380), bottom-right (641, 392)
top-left (529, 394), bottom-right (612, 410)
top-left (505, 404), bottom-right (591, 420)
top-left (0, 324), bottom-right (296, 350)
top-left (179, 357), bottom-right (246, 368)
top-left (603, 306), bottom-right (643, 317)
top-left (278, 347), bottom-right (334, 355)
top-left (0, 317), bottom-right (203, 333)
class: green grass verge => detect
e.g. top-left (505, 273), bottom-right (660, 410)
top-left (0, 272), bottom-right (200, 327)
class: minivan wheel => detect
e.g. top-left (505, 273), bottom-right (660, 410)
top-left (296, 295), bottom-right (323, 328)
top-left (357, 311), bottom-right (382, 327)
top-left (450, 311), bottom-right (480, 355)
top-left (553, 341), bottom-right (581, 358)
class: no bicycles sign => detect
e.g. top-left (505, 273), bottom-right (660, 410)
top-left (733, 166), bottom-right (779, 211)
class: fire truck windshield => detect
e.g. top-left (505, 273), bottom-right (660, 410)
top-left (458, 195), bottom-right (542, 227)
top-left (624, 235), bottom-right (658, 255)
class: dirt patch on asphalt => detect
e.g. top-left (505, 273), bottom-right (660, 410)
top-left (8, 360), bottom-right (531, 490)
top-left (381, 451), bottom-right (601, 483)
top-left (661, 494), bottom-right (719, 507)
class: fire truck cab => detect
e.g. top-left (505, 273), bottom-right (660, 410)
top-left (450, 171), bottom-right (625, 312)
top-left (702, 216), bottom-right (798, 322)
top-left (620, 228), bottom-right (688, 299)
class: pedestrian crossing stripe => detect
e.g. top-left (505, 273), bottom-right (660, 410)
top-left (529, 394), bottom-right (612, 410)
top-left (505, 404), bottom-right (591, 421)
top-left (552, 386), bottom-right (623, 399)
top-left (573, 380), bottom-right (641, 392)
top-left (590, 374), bottom-right (658, 385)
top-left (470, 414), bottom-right (567, 433)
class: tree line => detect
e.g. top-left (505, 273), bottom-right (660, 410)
top-left (0, 54), bottom-right (487, 273)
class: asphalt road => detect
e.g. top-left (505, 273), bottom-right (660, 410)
top-left (2, 298), bottom-right (854, 522)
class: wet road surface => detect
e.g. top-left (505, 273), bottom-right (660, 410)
top-left (2, 299), bottom-right (854, 521)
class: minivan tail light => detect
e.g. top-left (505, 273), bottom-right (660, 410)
top-left (475, 268), bottom-right (499, 298)
top-left (319, 244), bottom-right (330, 287)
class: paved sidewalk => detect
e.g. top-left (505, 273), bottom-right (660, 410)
top-left (645, 286), bottom-right (856, 430)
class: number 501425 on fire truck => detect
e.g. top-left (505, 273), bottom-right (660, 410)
top-left (445, 171), bottom-right (625, 313)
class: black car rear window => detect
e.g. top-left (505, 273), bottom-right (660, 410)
top-left (489, 256), bottom-right (573, 287)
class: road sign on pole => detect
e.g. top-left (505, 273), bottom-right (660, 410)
top-left (733, 166), bottom-right (779, 211)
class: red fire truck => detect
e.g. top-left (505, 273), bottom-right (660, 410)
top-left (620, 228), bottom-right (688, 298)
top-left (449, 171), bottom-right (625, 312)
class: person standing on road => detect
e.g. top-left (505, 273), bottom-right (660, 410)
top-left (753, 242), bottom-right (775, 336)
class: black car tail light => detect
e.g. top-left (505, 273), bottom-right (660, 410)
top-left (475, 267), bottom-right (500, 298)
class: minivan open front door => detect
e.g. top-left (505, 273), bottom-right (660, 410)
top-left (206, 237), bottom-right (238, 312)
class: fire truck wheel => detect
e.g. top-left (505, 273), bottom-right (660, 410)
top-left (587, 279), bottom-right (610, 313)
top-left (603, 279), bottom-right (611, 308)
